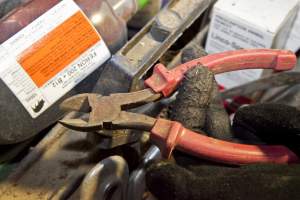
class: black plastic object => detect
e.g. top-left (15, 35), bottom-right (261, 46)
top-left (146, 162), bottom-right (300, 200)
top-left (232, 103), bottom-right (300, 153)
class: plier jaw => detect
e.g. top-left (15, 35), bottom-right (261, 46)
top-left (60, 89), bottom-right (161, 132)
top-left (59, 49), bottom-right (299, 165)
top-left (59, 93), bottom-right (95, 113)
top-left (59, 93), bottom-right (106, 132)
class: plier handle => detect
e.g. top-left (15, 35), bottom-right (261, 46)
top-left (146, 49), bottom-right (295, 96)
top-left (60, 49), bottom-right (299, 165)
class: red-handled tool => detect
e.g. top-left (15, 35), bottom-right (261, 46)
top-left (145, 49), bottom-right (296, 96)
top-left (59, 49), bottom-right (299, 165)
top-left (151, 119), bottom-right (298, 164)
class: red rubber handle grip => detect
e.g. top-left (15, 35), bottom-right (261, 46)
top-left (145, 49), bottom-right (296, 97)
top-left (150, 119), bottom-right (299, 165)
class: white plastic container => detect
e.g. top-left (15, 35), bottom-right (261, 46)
top-left (205, 0), bottom-right (299, 89)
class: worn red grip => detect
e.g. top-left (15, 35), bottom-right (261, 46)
top-left (145, 49), bottom-right (296, 97)
top-left (150, 119), bottom-right (299, 165)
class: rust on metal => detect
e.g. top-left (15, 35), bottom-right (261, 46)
top-left (60, 89), bottom-right (160, 132)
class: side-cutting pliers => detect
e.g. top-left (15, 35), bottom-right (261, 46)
top-left (59, 49), bottom-right (299, 165)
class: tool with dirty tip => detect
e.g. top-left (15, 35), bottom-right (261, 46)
top-left (60, 49), bottom-right (299, 165)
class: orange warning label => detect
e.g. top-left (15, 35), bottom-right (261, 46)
top-left (18, 11), bottom-right (101, 88)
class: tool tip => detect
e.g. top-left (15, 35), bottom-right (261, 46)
top-left (60, 93), bottom-right (97, 113)
top-left (59, 118), bottom-right (103, 132)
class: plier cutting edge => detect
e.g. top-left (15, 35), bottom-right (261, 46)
top-left (60, 49), bottom-right (299, 165)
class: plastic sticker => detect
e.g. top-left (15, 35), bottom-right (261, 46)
top-left (0, 0), bottom-right (110, 118)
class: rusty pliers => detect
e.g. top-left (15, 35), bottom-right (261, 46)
top-left (60, 49), bottom-right (299, 165)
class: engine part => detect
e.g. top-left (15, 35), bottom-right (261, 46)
top-left (88, 0), bottom-right (212, 148)
top-left (0, 0), bottom-right (139, 144)
top-left (0, 1), bottom-right (213, 198)
top-left (93, 0), bottom-right (211, 95)
top-left (72, 156), bottom-right (129, 200)
top-left (0, 113), bottom-right (137, 199)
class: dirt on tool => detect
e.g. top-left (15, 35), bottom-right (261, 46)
top-left (0, 124), bottom-right (91, 200)
top-left (169, 66), bottom-right (215, 134)
top-left (146, 161), bottom-right (300, 200)
top-left (0, 114), bottom-right (140, 200)
top-left (170, 65), bottom-right (233, 140)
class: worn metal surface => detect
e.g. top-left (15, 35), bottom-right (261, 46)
top-left (79, 0), bottom-right (212, 147)
top-left (0, 0), bottom-right (135, 144)
top-left (60, 89), bottom-right (160, 132)
top-left (0, 113), bottom-right (139, 200)
top-left (0, 113), bottom-right (87, 199)
top-left (0, 0), bottom-right (214, 198)
top-left (59, 50), bottom-right (299, 165)
top-left (93, 0), bottom-right (211, 95)
top-left (58, 0), bottom-right (211, 145)
top-left (127, 146), bottom-right (161, 200)
top-left (69, 156), bottom-right (129, 200)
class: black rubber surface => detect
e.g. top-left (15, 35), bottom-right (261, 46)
top-left (233, 103), bottom-right (300, 153)
top-left (146, 162), bottom-right (300, 200)
top-left (169, 66), bottom-right (214, 134)
top-left (169, 66), bottom-right (233, 140)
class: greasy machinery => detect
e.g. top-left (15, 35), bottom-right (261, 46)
top-left (0, 0), bottom-right (215, 199)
